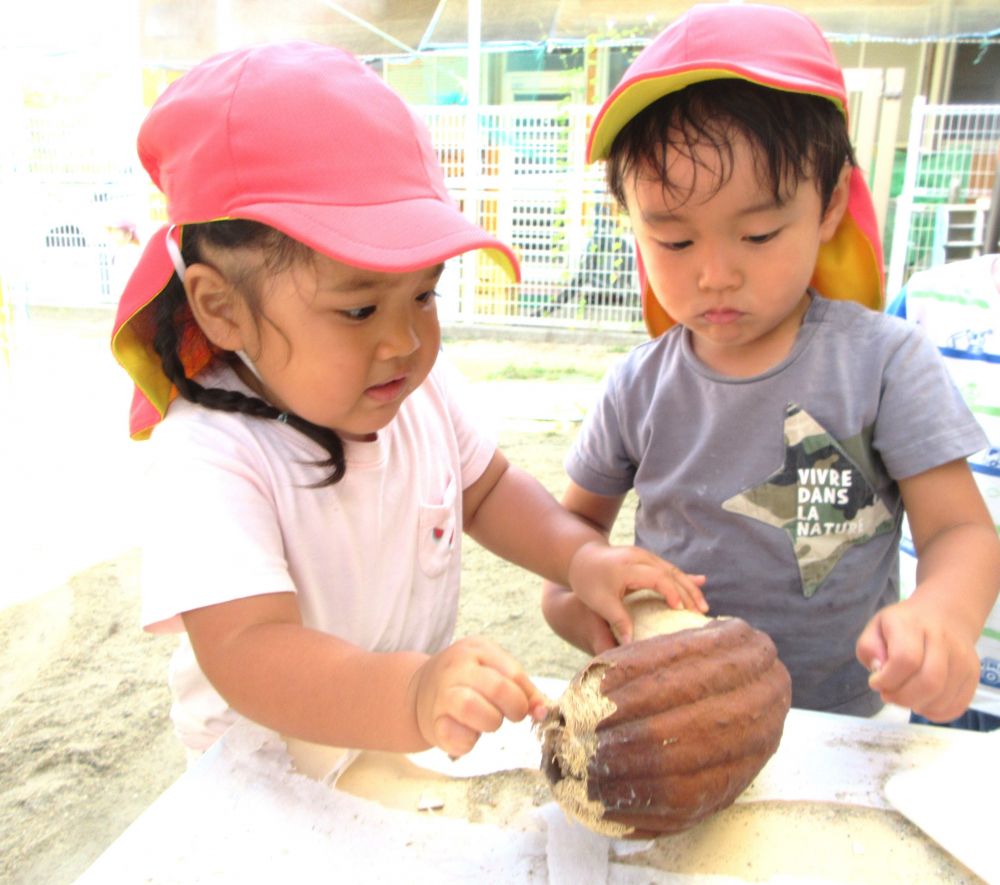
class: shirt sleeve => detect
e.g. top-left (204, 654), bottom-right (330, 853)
top-left (565, 362), bottom-right (637, 496)
top-left (428, 354), bottom-right (498, 491)
top-left (873, 319), bottom-right (988, 480)
top-left (140, 413), bottom-right (294, 633)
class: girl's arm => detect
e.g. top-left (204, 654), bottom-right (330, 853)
top-left (464, 450), bottom-right (706, 647)
top-left (540, 479), bottom-right (633, 654)
top-left (182, 592), bottom-right (545, 757)
top-left (857, 458), bottom-right (1000, 721)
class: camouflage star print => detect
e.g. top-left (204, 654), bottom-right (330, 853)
top-left (722, 403), bottom-right (895, 597)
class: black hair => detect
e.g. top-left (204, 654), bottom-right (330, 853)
top-left (605, 79), bottom-right (856, 215)
top-left (152, 219), bottom-right (346, 486)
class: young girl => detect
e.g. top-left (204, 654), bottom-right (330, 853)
top-left (111, 42), bottom-right (706, 759)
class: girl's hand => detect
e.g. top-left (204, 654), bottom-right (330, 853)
top-left (856, 595), bottom-right (981, 722)
top-left (567, 541), bottom-right (708, 645)
top-left (411, 637), bottom-right (548, 758)
top-left (541, 582), bottom-right (621, 655)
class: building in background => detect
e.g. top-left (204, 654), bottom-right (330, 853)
top-left (1, 1), bottom-right (997, 328)
top-left (132, 2), bottom-right (1000, 108)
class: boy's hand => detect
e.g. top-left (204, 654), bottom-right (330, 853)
top-left (856, 595), bottom-right (981, 722)
top-left (567, 541), bottom-right (708, 645)
top-left (411, 637), bottom-right (548, 758)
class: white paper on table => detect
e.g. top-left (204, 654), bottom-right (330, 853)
top-left (885, 729), bottom-right (1000, 884)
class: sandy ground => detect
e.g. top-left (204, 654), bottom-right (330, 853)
top-left (0, 309), bottom-right (635, 884)
top-left (0, 552), bottom-right (185, 885)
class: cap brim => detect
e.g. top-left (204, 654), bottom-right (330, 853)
top-left (235, 197), bottom-right (520, 282)
top-left (588, 67), bottom-right (846, 164)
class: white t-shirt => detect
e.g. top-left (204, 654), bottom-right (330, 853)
top-left (141, 357), bottom-right (496, 749)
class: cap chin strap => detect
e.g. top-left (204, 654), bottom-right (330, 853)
top-left (233, 350), bottom-right (289, 423)
top-left (165, 227), bottom-right (269, 394)
top-left (165, 225), bottom-right (187, 279)
top-left (234, 348), bottom-right (264, 383)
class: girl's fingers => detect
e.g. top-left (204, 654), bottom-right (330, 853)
top-left (507, 670), bottom-right (550, 720)
top-left (608, 610), bottom-right (634, 645)
top-left (587, 595), bottom-right (633, 643)
top-left (441, 643), bottom-right (549, 735)
top-left (470, 668), bottom-right (545, 726)
top-left (638, 564), bottom-right (709, 612)
top-left (675, 573), bottom-right (709, 612)
top-left (433, 714), bottom-right (480, 758)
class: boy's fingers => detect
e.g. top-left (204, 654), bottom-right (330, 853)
top-left (866, 657), bottom-right (885, 689)
top-left (866, 623), bottom-right (925, 695)
top-left (856, 619), bottom-right (889, 678)
top-left (916, 668), bottom-right (977, 723)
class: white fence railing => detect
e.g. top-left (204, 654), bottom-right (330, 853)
top-left (1, 96), bottom-right (646, 329)
top-left (417, 104), bottom-right (642, 331)
top-left (5, 60), bottom-right (995, 331)
top-left (887, 99), bottom-right (1000, 299)
top-left (0, 54), bottom-right (147, 312)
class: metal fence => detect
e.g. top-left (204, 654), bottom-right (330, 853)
top-left (887, 99), bottom-right (1000, 298)
top-left (418, 104), bottom-right (643, 331)
top-left (1, 92), bottom-right (646, 329)
top-left (5, 60), bottom-right (996, 330)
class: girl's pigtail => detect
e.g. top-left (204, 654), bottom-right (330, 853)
top-left (152, 274), bottom-right (346, 487)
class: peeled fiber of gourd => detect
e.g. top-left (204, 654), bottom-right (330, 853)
top-left (539, 600), bottom-right (791, 837)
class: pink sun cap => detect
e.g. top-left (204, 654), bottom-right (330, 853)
top-left (113, 41), bottom-right (519, 438)
top-left (587, 3), bottom-right (884, 337)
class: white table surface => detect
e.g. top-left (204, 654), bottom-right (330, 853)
top-left (74, 694), bottom-right (992, 884)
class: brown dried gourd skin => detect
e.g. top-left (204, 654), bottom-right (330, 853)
top-left (540, 612), bottom-right (792, 838)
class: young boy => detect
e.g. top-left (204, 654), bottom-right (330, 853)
top-left (545, 4), bottom-right (1000, 722)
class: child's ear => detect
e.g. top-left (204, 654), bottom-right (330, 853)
top-left (184, 264), bottom-right (247, 351)
top-left (818, 163), bottom-right (853, 243)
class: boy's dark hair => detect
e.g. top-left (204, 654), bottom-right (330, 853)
top-left (605, 79), bottom-right (856, 214)
top-left (152, 219), bottom-right (346, 486)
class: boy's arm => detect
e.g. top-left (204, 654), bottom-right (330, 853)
top-left (857, 458), bottom-right (1000, 721)
top-left (182, 593), bottom-right (545, 757)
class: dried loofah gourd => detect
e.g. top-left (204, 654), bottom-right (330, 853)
top-left (539, 595), bottom-right (792, 837)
